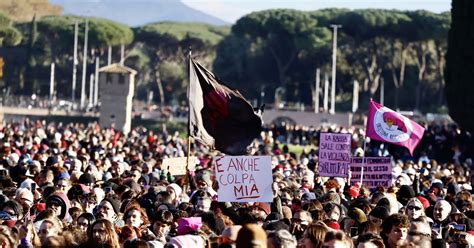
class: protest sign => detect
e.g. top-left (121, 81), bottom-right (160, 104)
top-left (162, 157), bottom-right (198, 176)
top-left (214, 156), bottom-right (273, 202)
top-left (350, 157), bottom-right (392, 188)
top-left (318, 133), bottom-right (351, 177)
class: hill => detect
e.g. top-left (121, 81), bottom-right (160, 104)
top-left (50, 0), bottom-right (229, 27)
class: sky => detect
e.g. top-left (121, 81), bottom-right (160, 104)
top-left (181, 0), bottom-right (451, 23)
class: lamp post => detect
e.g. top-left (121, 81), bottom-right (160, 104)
top-left (330, 24), bottom-right (341, 115)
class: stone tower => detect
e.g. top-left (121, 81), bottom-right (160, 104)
top-left (98, 64), bottom-right (136, 133)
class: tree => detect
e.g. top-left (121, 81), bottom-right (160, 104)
top-left (133, 22), bottom-right (228, 105)
top-left (0, 27), bottom-right (22, 46)
top-left (215, 9), bottom-right (331, 104)
top-left (0, 12), bottom-right (22, 46)
top-left (445, 0), bottom-right (474, 132)
top-left (0, 0), bottom-right (62, 22)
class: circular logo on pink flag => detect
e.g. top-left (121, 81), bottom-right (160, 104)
top-left (373, 107), bottom-right (413, 143)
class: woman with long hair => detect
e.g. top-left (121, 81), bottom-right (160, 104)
top-left (405, 198), bottom-right (426, 221)
top-left (298, 221), bottom-right (328, 248)
top-left (87, 219), bottom-right (120, 248)
top-left (76, 212), bottom-right (96, 233)
top-left (123, 205), bottom-right (150, 229)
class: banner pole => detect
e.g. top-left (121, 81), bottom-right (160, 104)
top-left (360, 133), bottom-right (367, 185)
top-left (186, 48), bottom-right (192, 170)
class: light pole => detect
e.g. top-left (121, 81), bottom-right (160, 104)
top-left (274, 87), bottom-right (285, 109)
top-left (314, 68), bottom-right (320, 113)
top-left (330, 24), bottom-right (341, 115)
top-left (80, 18), bottom-right (89, 109)
top-left (72, 20), bottom-right (78, 102)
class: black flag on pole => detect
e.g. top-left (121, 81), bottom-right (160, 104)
top-left (188, 57), bottom-right (263, 155)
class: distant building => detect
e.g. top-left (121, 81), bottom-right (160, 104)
top-left (98, 64), bottom-right (136, 133)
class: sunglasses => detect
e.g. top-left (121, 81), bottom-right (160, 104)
top-left (407, 205), bottom-right (422, 211)
top-left (49, 201), bottom-right (62, 207)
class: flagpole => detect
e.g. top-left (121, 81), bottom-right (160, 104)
top-left (186, 47), bottom-right (192, 170)
top-left (360, 98), bottom-right (372, 185)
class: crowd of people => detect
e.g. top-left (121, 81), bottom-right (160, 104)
top-left (0, 118), bottom-right (472, 248)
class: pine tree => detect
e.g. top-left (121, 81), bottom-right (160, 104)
top-left (24, 15), bottom-right (37, 94)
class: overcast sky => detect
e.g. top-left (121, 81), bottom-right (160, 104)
top-left (181, 0), bottom-right (451, 23)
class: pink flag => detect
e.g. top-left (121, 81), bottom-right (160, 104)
top-left (366, 99), bottom-right (425, 155)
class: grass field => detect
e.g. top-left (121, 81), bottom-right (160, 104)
top-left (279, 144), bottom-right (317, 155)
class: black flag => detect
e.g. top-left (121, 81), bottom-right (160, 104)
top-left (188, 57), bottom-right (263, 155)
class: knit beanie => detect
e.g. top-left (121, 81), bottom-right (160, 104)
top-left (167, 183), bottom-right (182, 197)
top-left (196, 170), bottom-right (212, 187)
top-left (236, 224), bottom-right (267, 248)
top-left (397, 185), bottom-right (415, 205)
top-left (417, 196), bottom-right (430, 209)
top-left (348, 207), bottom-right (367, 224)
top-left (377, 198), bottom-right (391, 210)
top-left (430, 182), bottom-right (444, 196)
top-left (102, 197), bottom-right (120, 214)
top-left (370, 206), bottom-right (390, 220)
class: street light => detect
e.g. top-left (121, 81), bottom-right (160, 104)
top-left (274, 87), bottom-right (285, 109)
top-left (330, 24), bottom-right (341, 115)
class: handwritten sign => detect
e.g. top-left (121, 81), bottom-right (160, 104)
top-left (350, 157), bottom-right (392, 188)
top-left (214, 156), bottom-right (272, 202)
top-left (318, 133), bottom-right (351, 177)
top-left (162, 157), bottom-right (198, 176)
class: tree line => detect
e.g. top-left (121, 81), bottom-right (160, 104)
top-left (0, 8), bottom-right (450, 114)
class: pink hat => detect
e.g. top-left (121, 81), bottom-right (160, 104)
top-left (349, 186), bottom-right (360, 198)
top-left (177, 217), bottom-right (202, 235)
top-left (168, 234), bottom-right (205, 247)
top-left (417, 196), bottom-right (430, 209)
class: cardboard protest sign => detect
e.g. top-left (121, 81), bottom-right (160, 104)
top-left (162, 157), bottom-right (198, 176)
top-left (350, 157), bottom-right (392, 188)
top-left (214, 156), bottom-right (273, 202)
top-left (318, 133), bottom-right (351, 177)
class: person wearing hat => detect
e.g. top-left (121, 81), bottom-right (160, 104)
top-left (194, 170), bottom-right (213, 190)
top-left (347, 207), bottom-right (367, 225)
top-left (369, 206), bottom-right (390, 232)
top-left (45, 156), bottom-right (59, 168)
top-left (166, 183), bottom-right (183, 206)
top-left (397, 185), bottom-right (415, 206)
top-left (96, 196), bottom-right (124, 227)
top-left (236, 224), bottom-right (267, 248)
top-left (301, 192), bottom-right (316, 207)
top-left (0, 200), bottom-right (23, 222)
top-left (46, 192), bottom-right (70, 221)
top-left (290, 210), bottom-right (312, 241)
top-left (251, 202), bottom-right (271, 223)
top-left (78, 173), bottom-right (95, 189)
top-left (15, 188), bottom-right (34, 213)
top-left (177, 217), bottom-right (203, 235)
top-left (54, 177), bottom-right (71, 194)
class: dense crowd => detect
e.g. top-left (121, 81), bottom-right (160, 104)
top-left (0, 119), bottom-right (472, 248)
